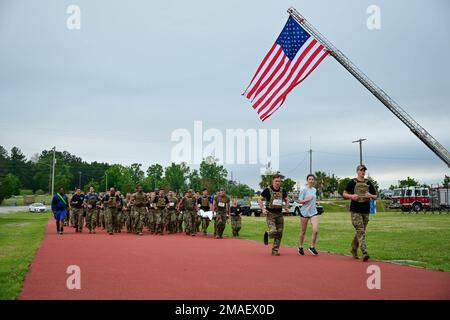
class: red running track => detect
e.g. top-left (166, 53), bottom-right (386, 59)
top-left (21, 219), bottom-right (450, 300)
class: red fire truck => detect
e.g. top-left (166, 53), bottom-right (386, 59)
top-left (389, 186), bottom-right (450, 212)
top-left (389, 186), bottom-right (430, 212)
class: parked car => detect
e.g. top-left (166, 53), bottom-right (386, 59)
top-left (29, 203), bottom-right (47, 213)
top-left (236, 201), bottom-right (251, 216)
top-left (289, 200), bottom-right (324, 216)
top-left (250, 201), bottom-right (262, 217)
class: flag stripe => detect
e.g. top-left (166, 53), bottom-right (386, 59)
top-left (261, 50), bottom-right (329, 121)
top-left (255, 38), bottom-right (318, 113)
top-left (259, 45), bottom-right (324, 120)
top-left (243, 43), bottom-right (277, 95)
top-left (245, 46), bottom-right (283, 99)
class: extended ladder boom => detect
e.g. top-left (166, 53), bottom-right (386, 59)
top-left (288, 7), bottom-right (450, 167)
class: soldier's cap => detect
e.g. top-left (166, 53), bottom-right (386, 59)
top-left (188, 189), bottom-right (194, 192)
top-left (356, 164), bottom-right (367, 171)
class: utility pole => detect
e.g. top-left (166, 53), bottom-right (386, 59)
top-left (78, 171), bottom-right (82, 188)
top-left (309, 137), bottom-right (313, 174)
top-left (105, 173), bottom-right (108, 192)
top-left (51, 147), bottom-right (56, 196)
top-left (352, 138), bottom-right (367, 165)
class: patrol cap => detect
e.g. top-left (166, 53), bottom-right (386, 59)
top-left (188, 189), bottom-right (194, 192)
top-left (356, 164), bottom-right (367, 171)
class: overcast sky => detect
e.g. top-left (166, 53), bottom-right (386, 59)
top-left (0, 0), bottom-right (449, 189)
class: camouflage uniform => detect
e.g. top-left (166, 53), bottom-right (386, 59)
top-left (167, 196), bottom-right (178, 233)
top-left (84, 192), bottom-right (99, 233)
top-left (214, 195), bottom-right (230, 238)
top-left (104, 194), bottom-right (119, 235)
top-left (133, 192), bottom-right (148, 235)
top-left (115, 196), bottom-right (123, 233)
top-left (265, 188), bottom-right (285, 254)
top-left (351, 178), bottom-right (371, 256)
top-left (155, 196), bottom-right (168, 235)
top-left (231, 212), bottom-right (242, 237)
top-left (147, 201), bottom-right (157, 233)
top-left (70, 194), bottom-right (85, 232)
top-left (182, 196), bottom-right (197, 235)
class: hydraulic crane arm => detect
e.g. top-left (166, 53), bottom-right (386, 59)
top-left (288, 7), bottom-right (450, 167)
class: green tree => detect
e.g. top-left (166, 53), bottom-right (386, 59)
top-left (228, 181), bottom-right (254, 199)
top-left (83, 179), bottom-right (100, 193)
top-left (188, 169), bottom-right (201, 191)
top-left (129, 163), bottom-right (145, 185)
top-left (199, 156), bottom-right (228, 191)
top-left (164, 163), bottom-right (189, 192)
top-left (1, 174), bottom-right (21, 197)
top-left (281, 178), bottom-right (296, 193)
top-left (54, 165), bottom-right (73, 192)
top-left (443, 175), bottom-right (450, 187)
top-left (145, 164), bottom-right (164, 190)
top-left (338, 177), bottom-right (352, 195)
top-left (398, 177), bottom-right (419, 187)
top-left (102, 164), bottom-right (134, 194)
top-left (0, 146), bottom-right (9, 178)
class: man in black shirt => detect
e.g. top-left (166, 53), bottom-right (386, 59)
top-left (259, 174), bottom-right (289, 256)
top-left (198, 188), bottom-right (211, 236)
top-left (343, 164), bottom-right (377, 261)
top-left (70, 188), bottom-right (85, 233)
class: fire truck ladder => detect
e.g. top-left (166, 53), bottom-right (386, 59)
top-left (288, 7), bottom-right (450, 167)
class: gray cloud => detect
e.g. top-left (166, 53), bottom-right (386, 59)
top-left (0, 0), bottom-right (449, 189)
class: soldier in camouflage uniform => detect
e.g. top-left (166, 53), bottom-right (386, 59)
top-left (198, 188), bottom-right (212, 235)
top-left (259, 174), bottom-right (289, 256)
top-left (230, 200), bottom-right (242, 237)
top-left (84, 187), bottom-right (100, 234)
top-left (99, 193), bottom-right (106, 230)
top-left (123, 192), bottom-right (133, 233)
top-left (102, 188), bottom-right (121, 235)
top-left (70, 188), bottom-right (85, 233)
top-left (166, 190), bottom-right (179, 234)
top-left (213, 188), bottom-right (230, 239)
top-left (177, 193), bottom-right (184, 233)
top-left (115, 191), bottom-right (124, 233)
top-left (178, 189), bottom-right (197, 236)
top-left (132, 186), bottom-right (148, 236)
top-left (147, 191), bottom-right (157, 233)
top-left (343, 165), bottom-right (377, 262)
top-left (153, 189), bottom-right (169, 235)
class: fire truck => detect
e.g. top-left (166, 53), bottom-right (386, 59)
top-left (389, 186), bottom-right (450, 212)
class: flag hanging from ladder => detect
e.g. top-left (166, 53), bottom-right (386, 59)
top-left (243, 16), bottom-right (329, 121)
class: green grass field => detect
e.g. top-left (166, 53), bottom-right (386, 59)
top-left (220, 211), bottom-right (450, 272)
top-left (0, 209), bottom-right (449, 300)
top-left (0, 211), bottom-right (50, 300)
top-left (1, 195), bottom-right (52, 207)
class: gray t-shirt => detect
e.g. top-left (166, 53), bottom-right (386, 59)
top-left (299, 186), bottom-right (318, 217)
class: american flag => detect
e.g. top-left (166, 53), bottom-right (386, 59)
top-left (243, 16), bottom-right (329, 121)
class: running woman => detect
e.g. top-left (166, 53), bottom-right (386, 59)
top-left (297, 174), bottom-right (320, 256)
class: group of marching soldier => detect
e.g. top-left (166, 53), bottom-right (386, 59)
top-left (63, 185), bottom-right (241, 238)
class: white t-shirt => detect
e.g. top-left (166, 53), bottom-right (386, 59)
top-left (299, 186), bottom-right (318, 217)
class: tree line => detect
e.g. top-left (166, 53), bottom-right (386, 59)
top-left (0, 146), bottom-right (256, 203)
